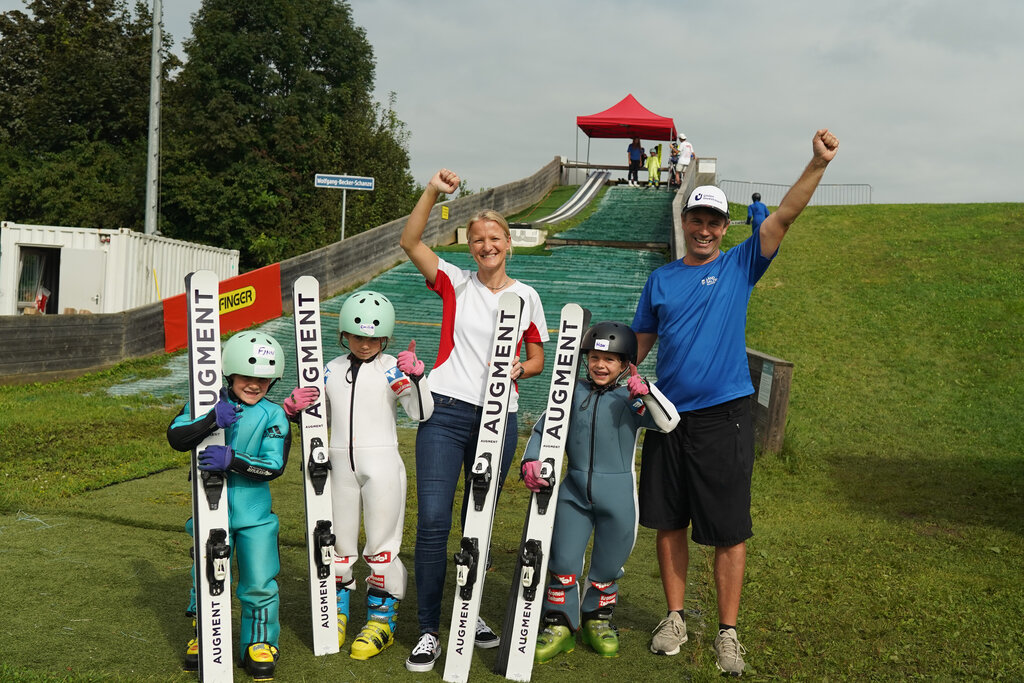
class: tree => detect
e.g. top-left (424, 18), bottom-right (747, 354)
top-left (0, 0), bottom-right (180, 228)
top-left (161, 0), bottom-right (417, 267)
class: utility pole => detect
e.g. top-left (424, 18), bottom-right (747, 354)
top-left (143, 0), bottom-right (162, 235)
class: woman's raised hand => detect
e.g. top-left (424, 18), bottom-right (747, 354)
top-left (430, 168), bottom-right (461, 194)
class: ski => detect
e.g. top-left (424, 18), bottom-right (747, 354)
top-left (185, 270), bottom-right (234, 681)
top-left (292, 275), bottom-right (340, 656)
top-left (494, 303), bottom-right (590, 681)
top-left (442, 290), bottom-right (524, 683)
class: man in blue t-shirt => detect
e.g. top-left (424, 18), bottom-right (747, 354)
top-left (632, 129), bottom-right (840, 677)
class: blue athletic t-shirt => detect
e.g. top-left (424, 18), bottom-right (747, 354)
top-left (632, 229), bottom-right (775, 412)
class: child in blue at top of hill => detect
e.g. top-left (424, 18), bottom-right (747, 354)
top-left (747, 192), bottom-right (770, 232)
top-left (519, 321), bottom-right (679, 663)
top-left (167, 330), bottom-right (305, 681)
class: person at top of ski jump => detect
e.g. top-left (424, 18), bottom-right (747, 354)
top-left (646, 145), bottom-right (663, 188)
top-left (285, 290), bottom-right (432, 661)
top-left (669, 140), bottom-right (681, 187)
top-left (676, 133), bottom-right (695, 183)
top-left (167, 330), bottom-right (299, 680)
top-left (746, 192), bottom-right (771, 232)
top-left (627, 137), bottom-right (645, 187)
top-left (399, 167), bottom-right (549, 672)
top-left (520, 321), bottom-right (679, 664)
top-left (633, 129), bottom-right (839, 677)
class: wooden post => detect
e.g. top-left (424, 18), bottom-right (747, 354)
top-left (746, 347), bottom-right (794, 454)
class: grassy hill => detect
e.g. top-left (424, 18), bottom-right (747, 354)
top-left (1, 202), bottom-right (1021, 681)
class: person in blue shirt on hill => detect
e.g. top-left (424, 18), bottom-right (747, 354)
top-left (746, 192), bottom-right (770, 232)
top-left (626, 137), bottom-right (644, 187)
top-left (633, 129), bottom-right (839, 677)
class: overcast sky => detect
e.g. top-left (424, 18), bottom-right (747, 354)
top-left (3, 0), bottom-right (1021, 204)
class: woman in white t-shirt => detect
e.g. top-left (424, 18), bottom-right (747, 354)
top-left (399, 168), bottom-right (549, 672)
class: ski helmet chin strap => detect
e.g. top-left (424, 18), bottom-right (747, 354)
top-left (344, 350), bottom-right (384, 384)
top-left (340, 335), bottom-right (388, 355)
top-left (580, 365), bottom-right (626, 410)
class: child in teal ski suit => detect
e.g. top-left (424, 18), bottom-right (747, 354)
top-left (168, 330), bottom-right (299, 680)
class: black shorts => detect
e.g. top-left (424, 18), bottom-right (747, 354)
top-left (638, 396), bottom-right (754, 546)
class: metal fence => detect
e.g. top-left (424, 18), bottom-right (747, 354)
top-left (720, 179), bottom-right (872, 207)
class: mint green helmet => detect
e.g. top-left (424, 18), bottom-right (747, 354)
top-left (222, 331), bottom-right (284, 378)
top-left (339, 290), bottom-right (395, 338)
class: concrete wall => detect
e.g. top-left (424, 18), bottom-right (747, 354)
top-left (0, 302), bottom-right (164, 383)
top-left (0, 157), bottom-right (562, 384)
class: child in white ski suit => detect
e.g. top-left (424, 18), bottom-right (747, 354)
top-left (286, 290), bottom-right (431, 661)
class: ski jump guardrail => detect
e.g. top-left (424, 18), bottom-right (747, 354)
top-left (527, 171), bottom-right (609, 226)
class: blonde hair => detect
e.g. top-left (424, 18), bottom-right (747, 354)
top-left (467, 210), bottom-right (513, 256)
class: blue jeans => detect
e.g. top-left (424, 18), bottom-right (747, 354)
top-left (413, 394), bottom-right (518, 633)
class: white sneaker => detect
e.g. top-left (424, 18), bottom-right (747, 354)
top-left (714, 628), bottom-right (747, 676)
top-left (650, 611), bottom-right (687, 656)
top-left (475, 616), bottom-right (500, 649)
top-left (405, 632), bottom-right (441, 672)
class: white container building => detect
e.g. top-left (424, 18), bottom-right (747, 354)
top-left (0, 222), bottom-right (239, 316)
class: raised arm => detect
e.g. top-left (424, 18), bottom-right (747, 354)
top-left (400, 169), bottom-right (461, 285)
top-left (759, 129), bottom-right (839, 258)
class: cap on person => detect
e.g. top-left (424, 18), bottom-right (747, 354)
top-left (678, 133), bottom-right (687, 141)
top-left (684, 186), bottom-right (729, 218)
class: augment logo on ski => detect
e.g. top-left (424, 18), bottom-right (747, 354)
top-left (318, 582), bottom-right (332, 628)
top-left (191, 290), bottom-right (219, 405)
top-left (455, 603), bottom-right (471, 655)
top-left (482, 311), bottom-right (516, 434)
top-left (543, 318), bottom-right (580, 439)
top-left (208, 603), bottom-right (224, 662)
top-left (516, 605), bottom-right (532, 652)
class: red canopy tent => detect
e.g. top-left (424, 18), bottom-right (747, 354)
top-left (575, 94), bottom-right (677, 171)
top-left (576, 93), bottom-right (677, 140)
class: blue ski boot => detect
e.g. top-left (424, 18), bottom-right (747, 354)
top-left (337, 583), bottom-right (352, 648)
top-left (350, 589), bottom-right (398, 660)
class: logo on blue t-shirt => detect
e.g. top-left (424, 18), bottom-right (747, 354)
top-left (701, 275), bottom-right (719, 286)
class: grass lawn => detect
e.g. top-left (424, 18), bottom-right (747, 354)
top-left (1, 202), bottom-right (1022, 681)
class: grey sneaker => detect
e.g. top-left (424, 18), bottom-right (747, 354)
top-left (650, 611), bottom-right (688, 655)
top-left (714, 628), bottom-right (747, 676)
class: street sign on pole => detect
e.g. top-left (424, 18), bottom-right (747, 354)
top-left (314, 174), bottom-right (375, 240)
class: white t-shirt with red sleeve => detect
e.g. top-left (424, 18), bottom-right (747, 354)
top-left (426, 258), bottom-right (549, 412)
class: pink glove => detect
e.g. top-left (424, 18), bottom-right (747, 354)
top-left (627, 363), bottom-right (649, 399)
top-left (284, 386), bottom-right (320, 417)
top-left (397, 340), bottom-right (425, 379)
top-left (521, 460), bottom-right (550, 492)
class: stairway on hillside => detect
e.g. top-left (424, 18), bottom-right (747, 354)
top-left (552, 185), bottom-right (674, 246)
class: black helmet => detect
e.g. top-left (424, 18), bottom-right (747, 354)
top-left (752, 192), bottom-right (761, 202)
top-left (581, 321), bottom-right (637, 365)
